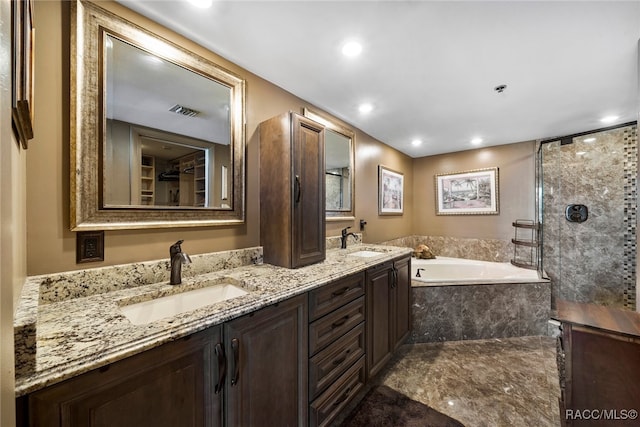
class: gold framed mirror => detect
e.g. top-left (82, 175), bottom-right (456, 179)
top-left (71, 0), bottom-right (246, 230)
top-left (303, 107), bottom-right (355, 221)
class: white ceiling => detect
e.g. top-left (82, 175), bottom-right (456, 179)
top-left (116, 0), bottom-right (640, 158)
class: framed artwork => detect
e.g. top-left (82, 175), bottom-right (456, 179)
top-left (11, 0), bottom-right (35, 149)
top-left (435, 167), bottom-right (499, 215)
top-left (378, 165), bottom-right (404, 215)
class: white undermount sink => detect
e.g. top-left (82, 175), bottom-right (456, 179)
top-left (348, 250), bottom-right (385, 258)
top-left (120, 283), bottom-right (248, 325)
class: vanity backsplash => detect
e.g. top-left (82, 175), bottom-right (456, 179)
top-left (36, 247), bottom-right (263, 305)
top-left (30, 232), bottom-right (361, 306)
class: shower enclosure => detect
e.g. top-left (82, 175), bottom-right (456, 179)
top-left (537, 123), bottom-right (637, 310)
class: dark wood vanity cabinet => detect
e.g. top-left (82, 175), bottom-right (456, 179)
top-left (259, 112), bottom-right (326, 268)
top-left (17, 257), bottom-right (414, 427)
top-left (224, 294), bottom-right (308, 427)
top-left (366, 255), bottom-right (411, 379)
top-left (18, 296), bottom-right (309, 427)
top-left (19, 326), bottom-right (223, 427)
top-left (554, 300), bottom-right (640, 427)
top-left (308, 272), bottom-right (367, 427)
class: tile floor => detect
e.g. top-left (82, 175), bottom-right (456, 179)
top-left (338, 336), bottom-right (560, 427)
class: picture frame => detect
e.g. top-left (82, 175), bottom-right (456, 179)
top-left (11, 0), bottom-right (35, 149)
top-left (378, 165), bottom-right (404, 215)
top-left (435, 167), bottom-right (499, 215)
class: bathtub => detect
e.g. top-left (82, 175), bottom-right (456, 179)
top-left (411, 256), bottom-right (542, 285)
top-left (409, 256), bottom-right (551, 343)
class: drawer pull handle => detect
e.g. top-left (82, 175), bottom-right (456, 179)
top-left (331, 287), bottom-right (350, 297)
top-left (331, 315), bottom-right (350, 329)
top-left (333, 386), bottom-right (353, 406)
top-left (214, 342), bottom-right (226, 394)
top-left (230, 338), bottom-right (240, 386)
top-left (332, 349), bottom-right (351, 366)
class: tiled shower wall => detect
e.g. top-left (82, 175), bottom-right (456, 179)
top-left (541, 124), bottom-right (637, 310)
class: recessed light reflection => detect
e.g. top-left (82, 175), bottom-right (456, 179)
top-left (358, 103), bottom-right (373, 114)
top-left (583, 137), bottom-right (596, 143)
top-left (187, 0), bottom-right (213, 8)
top-left (600, 115), bottom-right (619, 124)
top-left (342, 41), bottom-right (362, 57)
top-left (576, 151), bottom-right (587, 156)
top-left (448, 400), bottom-right (455, 406)
top-left (471, 137), bottom-right (483, 145)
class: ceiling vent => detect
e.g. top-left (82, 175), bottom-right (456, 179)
top-left (169, 104), bottom-right (200, 117)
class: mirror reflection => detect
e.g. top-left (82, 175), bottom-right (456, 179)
top-left (325, 129), bottom-right (351, 211)
top-left (71, 0), bottom-right (246, 230)
top-left (303, 107), bottom-right (355, 219)
top-left (104, 35), bottom-right (231, 209)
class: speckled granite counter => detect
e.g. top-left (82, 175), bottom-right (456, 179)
top-left (14, 242), bottom-right (411, 397)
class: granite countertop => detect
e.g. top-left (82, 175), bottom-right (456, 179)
top-left (14, 242), bottom-right (411, 397)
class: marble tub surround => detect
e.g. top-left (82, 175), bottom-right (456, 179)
top-left (411, 282), bottom-right (551, 343)
top-left (14, 243), bottom-right (409, 396)
top-left (380, 235), bottom-right (511, 263)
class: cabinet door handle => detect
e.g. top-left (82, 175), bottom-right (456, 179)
top-left (331, 286), bottom-right (350, 297)
top-left (230, 338), bottom-right (240, 386)
top-left (331, 315), bottom-right (350, 329)
top-left (214, 342), bottom-right (226, 394)
top-left (295, 175), bottom-right (301, 203)
top-left (392, 267), bottom-right (398, 288)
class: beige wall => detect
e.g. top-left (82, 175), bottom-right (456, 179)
top-left (27, 1), bottom-right (414, 275)
top-left (1, 0), bottom-right (28, 422)
top-left (412, 141), bottom-right (537, 241)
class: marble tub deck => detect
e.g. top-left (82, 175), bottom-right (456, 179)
top-left (336, 336), bottom-right (560, 427)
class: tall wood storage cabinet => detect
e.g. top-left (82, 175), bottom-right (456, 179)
top-left (260, 112), bottom-right (326, 268)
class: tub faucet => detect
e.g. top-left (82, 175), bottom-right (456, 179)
top-left (341, 227), bottom-right (357, 249)
top-left (416, 268), bottom-right (426, 278)
top-left (170, 240), bottom-right (192, 285)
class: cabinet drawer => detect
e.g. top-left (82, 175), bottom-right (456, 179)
top-left (309, 296), bottom-right (365, 355)
top-left (309, 356), bottom-right (366, 427)
top-left (309, 323), bottom-right (365, 401)
top-left (309, 273), bottom-right (365, 321)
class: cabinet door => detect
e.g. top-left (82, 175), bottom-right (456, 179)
top-left (224, 294), bottom-right (308, 427)
top-left (393, 256), bottom-right (411, 349)
top-left (365, 262), bottom-right (393, 379)
top-left (292, 114), bottom-right (325, 268)
top-left (25, 327), bottom-right (222, 427)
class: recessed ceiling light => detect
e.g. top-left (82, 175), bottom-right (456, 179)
top-left (583, 137), bottom-right (596, 143)
top-left (342, 41), bottom-right (362, 57)
top-left (471, 137), bottom-right (483, 145)
top-left (187, 0), bottom-right (213, 8)
top-left (358, 103), bottom-right (373, 114)
top-left (600, 115), bottom-right (619, 124)
top-left (411, 139), bottom-right (422, 147)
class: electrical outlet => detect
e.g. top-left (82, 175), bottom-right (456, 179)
top-left (76, 231), bottom-right (104, 263)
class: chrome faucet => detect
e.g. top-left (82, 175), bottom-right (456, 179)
top-left (170, 240), bottom-right (191, 285)
top-left (341, 227), bottom-right (357, 249)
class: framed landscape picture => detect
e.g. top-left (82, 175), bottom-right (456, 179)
top-left (435, 167), bottom-right (499, 215)
top-left (379, 165), bottom-right (403, 215)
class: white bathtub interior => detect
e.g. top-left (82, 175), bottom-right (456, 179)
top-left (411, 256), bottom-right (542, 284)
